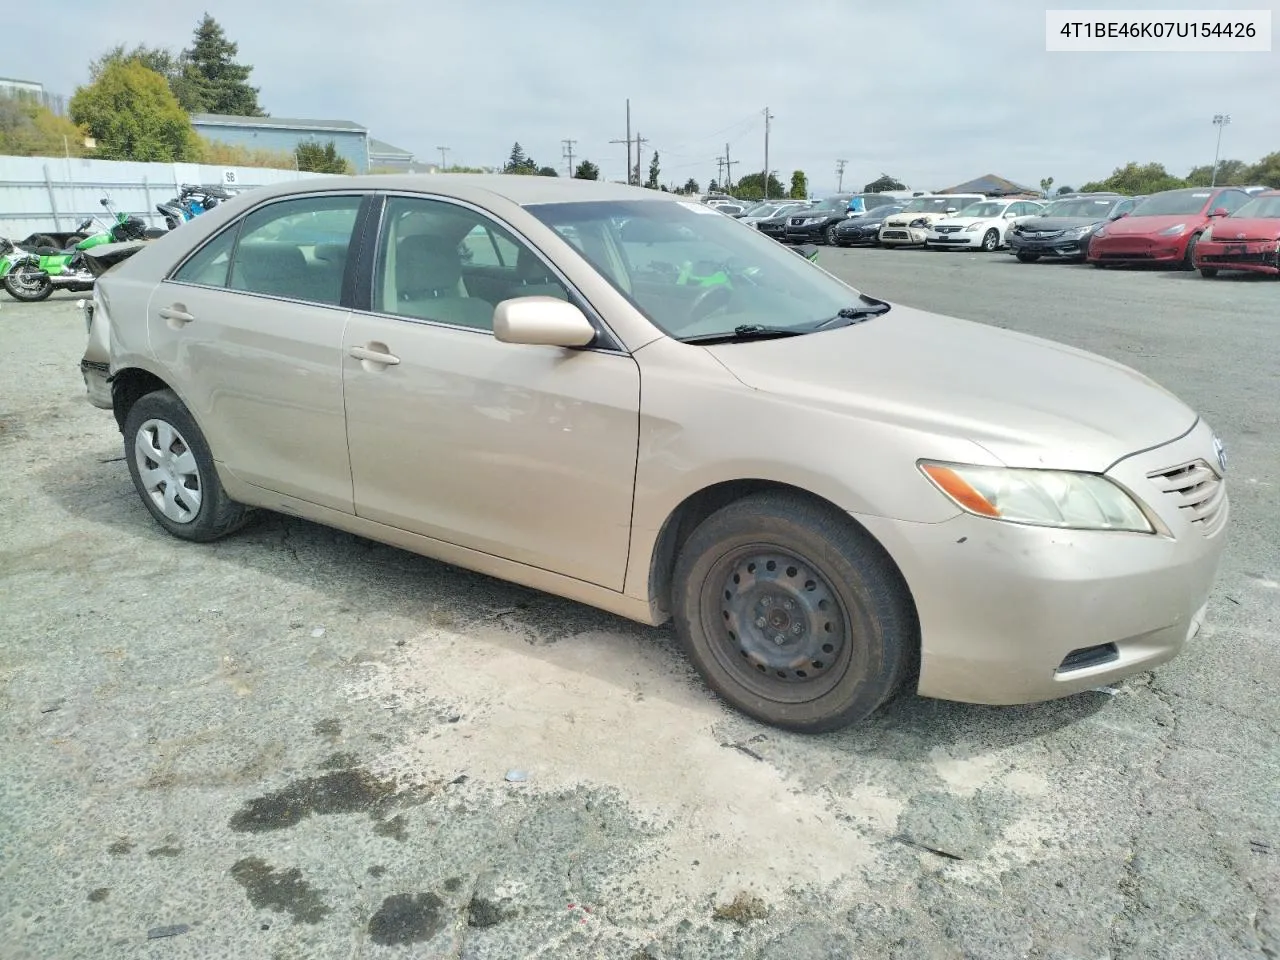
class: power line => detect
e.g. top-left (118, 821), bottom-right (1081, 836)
top-left (562, 138), bottom-right (576, 177)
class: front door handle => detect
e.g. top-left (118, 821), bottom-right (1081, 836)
top-left (159, 305), bottom-right (194, 324)
top-left (348, 344), bottom-right (401, 366)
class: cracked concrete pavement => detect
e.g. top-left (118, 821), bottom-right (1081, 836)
top-left (1, 250), bottom-right (1276, 959)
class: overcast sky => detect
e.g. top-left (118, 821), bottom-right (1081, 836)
top-left (5, 0), bottom-right (1277, 193)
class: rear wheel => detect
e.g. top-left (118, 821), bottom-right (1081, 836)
top-left (64, 234), bottom-right (87, 247)
top-left (672, 491), bottom-right (916, 733)
top-left (1016, 252), bottom-right (1040, 263)
top-left (1199, 267), bottom-right (1219, 278)
top-left (28, 234), bottom-right (58, 249)
top-left (3, 263), bottom-right (53, 301)
top-left (824, 224), bottom-right (840, 245)
top-left (981, 229), bottom-right (1000, 252)
top-left (123, 390), bottom-right (250, 542)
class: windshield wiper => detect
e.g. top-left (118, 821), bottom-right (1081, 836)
top-left (810, 302), bottom-right (891, 331)
top-left (679, 324), bottom-right (809, 345)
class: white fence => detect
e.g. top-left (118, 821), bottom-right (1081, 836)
top-left (0, 155), bottom-right (328, 239)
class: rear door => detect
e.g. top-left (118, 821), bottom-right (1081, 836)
top-left (148, 193), bottom-right (370, 513)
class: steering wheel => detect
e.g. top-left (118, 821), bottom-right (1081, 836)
top-left (687, 284), bottom-right (733, 324)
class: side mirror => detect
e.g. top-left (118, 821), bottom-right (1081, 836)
top-left (1209, 207), bottom-right (1229, 218)
top-left (493, 297), bottom-right (597, 348)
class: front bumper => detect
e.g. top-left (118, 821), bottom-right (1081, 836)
top-left (784, 222), bottom-right (833, 242)
top-left (857, 420), bottom-right (1228, 705)
top-left (925, 230), bottom-right (983, 248)
top-left (1088, 234), bottom-right (1189, 265)
top-left (834, 226), bottom-right (880, 244)
top-left (1009, 234), bottom-right (1089, 259)
top-left (756, 224), bottom-right (788, 241)
top-left (81, 359), bottom-right (113, 409)
top-left (879, 225), bottom-right (928, 246)
top-left (1194, 238), bottom-right (1280, 275)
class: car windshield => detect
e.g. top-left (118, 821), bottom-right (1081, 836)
top-left (954, 202), bottom-right (1005, 218)
top-left (814, 196), bottom-right (849, 211)
top-left (525, 199), bottom-right (875, 341)
top-left (1048, 197), bottom-right (1121, 217)
top-left (1132, 189), bottom-right (1215, 216)
top-left (744, 203), bottom-right (777, 217)
top-left (1231, 195), bottom-right (1280, 218)
top-left (901, 197), bottom-right (956, 213)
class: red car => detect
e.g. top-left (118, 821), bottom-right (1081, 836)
top-left (1087, 186), bottom-right (1254, 270)
top-left (1193, 190), bottom-right (1280, 278)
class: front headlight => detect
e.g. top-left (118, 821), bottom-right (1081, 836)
top-left (919, 462), bottom-right (1154, 532)
top-left (1159, 223), bottom-right (1187, 236)
top-left (964, 222), bottom-right (984, 232)
top-left (1064, 225), bottom-right (1090, 237)
top-left (1094, 225), bottom-right (1108, 238)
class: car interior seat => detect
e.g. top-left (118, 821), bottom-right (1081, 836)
top-left (393, 234), bottom-right (494, 328)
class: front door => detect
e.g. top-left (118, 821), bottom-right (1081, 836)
top-left (148, 193), bottom-right (366, 513)
top-left (341, 195), bottom-right (641, 590)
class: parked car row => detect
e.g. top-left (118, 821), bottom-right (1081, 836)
top-left (740, 185), bottom-right (1280, 280)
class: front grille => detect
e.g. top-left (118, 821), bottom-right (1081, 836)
top-left (1200, 251), bottom-right (1278, 265)
top-left (881, 230), bottom-right (909, 239)
top-left (1022, 230), bottom-right (1064, 240)
top-left (1102, 251), bottom-right (1151, 259)
top-left (935, 226), bottom-right (962, 234)
top-left (1147, 459), bottom-right (1227, 536)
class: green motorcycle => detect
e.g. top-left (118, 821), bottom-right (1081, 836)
top-left (2, 198), bottom-right (149, 302)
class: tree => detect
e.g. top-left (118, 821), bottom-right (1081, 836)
top-left (788, 170), bottom-right (808, 199)
top-left (646, 151), bottom-right (661, 189)
top-left (295, 139), bottom-right (351, 174)
top-left (88, 43), bottom-right (204, 113)
top-left (503, 142), bottom-right (538, 174)
top-left (1186, 159), bottom-right (1250, 186)
top-left (863, 173), bottom-right (905, 193)
top-left (573, 160), bottom-right (599, 180)
top-left (1056, 185), bottom-right (1075, 195)
top-left (707, 179), bottom-right (719, 193)
top-left (0, 96), bottom-right (92, 157)
top-left (682, 177), bottom-right (699, 194)
top-left (1079, 161), bottom-right (1186, 195)
top-left (732, 171), bottom-right (788, 200)
top-left (181, 14), bottom-right (264, 116)
top-left (537, 165), bottom-right (559, 177)
top-left (1244, 151), bottom-right (1280, 188)
top-left (70, 60), bottom-right (198, 161)
top-left (1039, 177), bottom-right (1054, 196)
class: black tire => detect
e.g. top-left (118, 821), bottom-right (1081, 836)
top-left (123, 389), bottom-right (250, 542)
top-left (671, 491), bottom-right (916, 733)
top-left (1181, 233), bottom-right (1200, 271)
top-left (3, 263), bottom-right (53, 301)
top-left (64, 234), bottom-right (88, 247)
top-left (1016, 252), bottom-right (1040, 263)
top-left (981, 229), bottom-right (1000, 252)
top-left (1091, 260), bottom-right (1108, 269)
top-left (824, 224), bottom-right (839, 245)
top-left (1199, 267), bottom-right (1219, 278)
top-left (28, 234), bottom-right (57, 249)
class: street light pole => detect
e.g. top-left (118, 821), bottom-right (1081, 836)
top-left (1210, 114), bottom-right (1231, 187)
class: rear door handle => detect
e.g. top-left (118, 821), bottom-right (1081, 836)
top-left (159, 305), bottom-right (194, 323)
top-left (348, 344), bottom-right (400, 365)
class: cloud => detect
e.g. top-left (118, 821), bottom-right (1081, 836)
top-left (7, 0), bottom-right (1277, 192)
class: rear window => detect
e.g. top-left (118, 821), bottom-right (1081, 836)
top-left (1132, 190), bottom-right (1214, 216)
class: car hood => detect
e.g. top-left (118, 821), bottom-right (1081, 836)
top-left (1103, 213), bottom-right (1206, 236)
top-left (1207, 217), bottom-right (1280, 240)
top-left (704, 305), bottom-right (1196, 472)
top-left (1018, 216), bottom-right (1106, 231)
top-left (931, 216), bottom-right (997, 228)
top-left (837, 215), bottom-right (889, 228)
top-left (886, 210), bottom-right (949, 223)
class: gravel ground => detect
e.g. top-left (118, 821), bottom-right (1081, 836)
top-left (1, 250), bottom-right (1277, 960)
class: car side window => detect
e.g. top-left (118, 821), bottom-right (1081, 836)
top-left (172, 226), bottom-right (238, 287)
top-left (1217, 191), bottom-right (1250, 213)
top-left (226, 195), bottom-right (363, 306)
top-left (373, 196), bottom-right (570, 330)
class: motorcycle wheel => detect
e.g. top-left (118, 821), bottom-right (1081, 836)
top-left (28, 234), bottom-right (57, 249)
top-left (4, 263), bottom-right (54, 302)
top-left (65, 234), bottom-right (88, 247)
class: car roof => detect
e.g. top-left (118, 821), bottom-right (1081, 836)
top-left (240, 173), bottom-right (682, 207)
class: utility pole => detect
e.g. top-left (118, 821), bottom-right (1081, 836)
top-left (763, 107), bottom-right (774, 199)
top-left (634, 132), bottom-right (649, 187)
top-left (562, 139), bottom-right (577, 178)
top-left (716, 157), bottom-right (725, 190)
top-left (835, 158), bottom-right (848, 192)
top-left (609, 99), bottom-right (633, 185)
top-left (723, 142), bottom-right (739, 193)
top-left (1211, 114), bottom-right (1231, 186)
top-left (437, 146), bottom-right (450, 170)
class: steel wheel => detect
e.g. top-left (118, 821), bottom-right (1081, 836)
top-left (134, 418), bottom-right (203, 523)
top-left (825, 224), bottom-right (839, 245)
top-left (981, 229), bottom-right (1000, 252)
top-left (709, 547), bottom-right (851, 702)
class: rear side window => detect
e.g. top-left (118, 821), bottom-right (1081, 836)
top-left (227, 195), bottom-right (363, 306)
top-left (173, 227), bottom-right (237, 287)
top-left (1216, 191), bottom-right (1251, 214)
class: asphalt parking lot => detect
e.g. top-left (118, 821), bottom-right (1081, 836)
top-left (1, 249), bottom-right (1277, 960)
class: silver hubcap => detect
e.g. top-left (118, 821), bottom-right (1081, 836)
top-left (135, 418), bottom-right (202, 523)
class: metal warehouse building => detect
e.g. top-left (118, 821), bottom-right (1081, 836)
top-left (191, 114), bottom-right (372, 173)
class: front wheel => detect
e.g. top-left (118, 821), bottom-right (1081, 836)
top-left (28, 234), bottom-right (58, 249)
top-left (824, 225), bottom-right (840, 245)
top-left (1199, 267), bottom-right (1219, 278)
top-left (3, 263), bottom-right (53, 301)
top-left (981, 229), bottom-right (1000, 252)
top-left (1181, 233), bottom-right (1200, 271)
top-left (672, 491), bottom-right (917, 733)
top-left (123, 390), bottom-right (250, 542)
top-left (1016, 252), bottom-right (1040, 263)
top-left (64, 234), bottom-right (87, 247)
